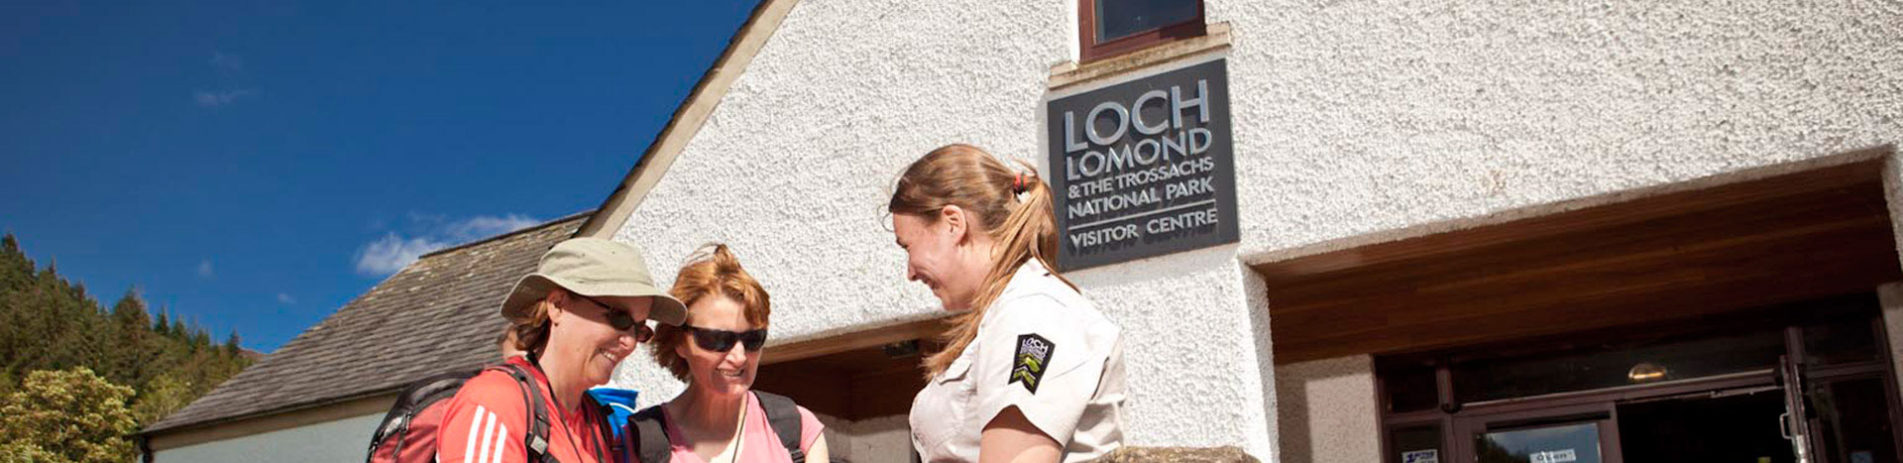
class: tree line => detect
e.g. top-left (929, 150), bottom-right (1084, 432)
top-left (0, 233), bottom-right (255, 463)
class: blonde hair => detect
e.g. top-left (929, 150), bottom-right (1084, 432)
top-left (649, 244), bottom-right (772, 381)
top-left (888, 144), bottom-right (1075, 378)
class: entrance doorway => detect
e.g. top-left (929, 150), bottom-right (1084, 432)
top-left (1379, 301), bottom-right (1903, 463)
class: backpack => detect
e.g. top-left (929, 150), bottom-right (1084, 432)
top-left (366, 362), bottom-right (615, 463)
top-left (626, 391), bottom-right (806, 463)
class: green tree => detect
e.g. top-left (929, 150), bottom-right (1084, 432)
top-left (0, 234), bottom-right (254, 443)
top-left (103, 289), bottom-right (156, 387)
top-left (224, 330), bottom-right (241, 356)
top-left (130, 373), bottom-right (194, 425)
top-left (109, 289), bottom-right (150, 333)
top-left (0, 234), bottom-right (32, 293)
top-left (151, 309), bottom-right (170, 337)
top-left (0, 367), bottom-right (138, 463)
top-left (169, 318), bottom-right (186, 342)
top-left (0, 441), bottom-right (69, 463)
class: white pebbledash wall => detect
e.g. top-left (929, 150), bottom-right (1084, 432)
top-left (608, 0), bottom-right (1903, 461)
top-left (607, 0), bottom-right (1280, 457)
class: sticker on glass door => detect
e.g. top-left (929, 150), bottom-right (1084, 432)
top-left (1477, 422), bottom-right (1603, 463)
top-left (1402, 449), bottom-right (1439, 463)
top-left (1531, 449), bottom-right (1578, 463)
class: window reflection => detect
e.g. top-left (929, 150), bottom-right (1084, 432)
top-left (1095, 0), bottom-right (1200, 42)
top-left (1476, 422), bottom-right (1603, 463)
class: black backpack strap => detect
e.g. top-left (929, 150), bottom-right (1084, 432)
top-left (366, 368), bottom-right (481, 463)
top-left (753, 391), bottom-right (805, 463)
top-left (628, 405), bottom-right (672, 463)
top-left (581, 393), bottom-right (616, 463)
top-left (495, 363), bottom-right (555, 463)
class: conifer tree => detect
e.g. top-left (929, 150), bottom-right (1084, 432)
top-left (0, 234), bottom-right (253, 447)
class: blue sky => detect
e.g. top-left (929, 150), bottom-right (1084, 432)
top-left (0, 1), bottom-right (759, 352)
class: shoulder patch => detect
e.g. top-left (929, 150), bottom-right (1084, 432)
top-left (1009, 333), bottom-right (1055, 394)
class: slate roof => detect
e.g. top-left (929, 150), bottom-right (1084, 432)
top-left (144, 213), bottom-right (588, 434)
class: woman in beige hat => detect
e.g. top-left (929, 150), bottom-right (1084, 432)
top-left (435, 237), bottom-right (688, 463)
top-left (890, 144), bottom-right (1126, 462)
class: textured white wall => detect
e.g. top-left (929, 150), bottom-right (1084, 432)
top-left (813, 413), bottom-right (912, 463)
top-left (1273, 356), bottom-right (1382, 463)
top-left (1887, 156), bottom-right (1903, 393)
top-left (608, 0), bottom-right (1903, 460)
top-left (151, 412), bottom-right (381, 463)
top-left (1881, 283), bottom-right (1903, 396)
top-left (1208, 0), bottom-right (1903, 257)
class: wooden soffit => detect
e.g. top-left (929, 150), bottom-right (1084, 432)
top-left (752, 314), bottom-right (955, 421)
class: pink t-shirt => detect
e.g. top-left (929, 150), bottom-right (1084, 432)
top-left (659, 393), bottom-right (824, 463)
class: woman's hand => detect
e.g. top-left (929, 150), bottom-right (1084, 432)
top-left (978, 406), bottom-right (1060, 463)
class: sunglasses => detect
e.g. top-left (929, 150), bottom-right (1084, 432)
top-left (684, 325), bottom-right (768, 352)
top-left (571, 293), bottom-right (654, 343)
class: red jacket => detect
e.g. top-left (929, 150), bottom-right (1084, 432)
top-left (436, 356), bottom-right (613, 463)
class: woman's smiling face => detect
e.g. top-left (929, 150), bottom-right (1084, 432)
top-left (892, 211), bottom-right (985, 311)
top-left (675, 295), bottom-right (761, 395)
top-left (558, 291), bottom-right (652, 386)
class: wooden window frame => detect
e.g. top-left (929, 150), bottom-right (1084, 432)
top-left (1078, 0), bottom-right (1208, 63)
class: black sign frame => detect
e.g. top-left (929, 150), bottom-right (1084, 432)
top-left (1045, 58), bottom-right (1239, 271)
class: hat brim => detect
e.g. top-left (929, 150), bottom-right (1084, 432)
top-left (500, 273), bottom-right (687, 326)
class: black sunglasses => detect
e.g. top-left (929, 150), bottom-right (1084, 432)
top-left (684, 325), bottom-right (768, 352)
top-left (571, 294), bottom-right (654, 343)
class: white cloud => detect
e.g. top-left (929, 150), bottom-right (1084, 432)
top-left (353, 214), bottom-right (541, 276)
top-left (197, 260), bottom-right (214, 278)
top-left (446, 214), bottom-right (542, 241)
top-left (276, 293), bottom-right (296, 305)
top-left (354, 233), bottom-right (448, 276)
top-left (194, 89), bottom-right (256, 107)
top-left (210, 52), bottom-right (243, 72)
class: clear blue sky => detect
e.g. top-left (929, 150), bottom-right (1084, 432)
top-left (0, 1), bottom-right (759, 352)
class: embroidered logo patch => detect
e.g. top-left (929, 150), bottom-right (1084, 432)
top-left (1010, 333), bottom-right (1055, 394)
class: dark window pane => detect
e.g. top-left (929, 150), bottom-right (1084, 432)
top-left (1476, 422), bottom-right (1604, 463)
top-left (1803, 318), bottom-right (1879, 366)
top-left (1616, 390), bottom-right (1794, 463)
top-left (1389, 425), bottom-right (1443, 463)
top-left (1383, 364), bottom-right (1439, 413)
top-left (1453, 330), bottom-right (1785, 403)
top-left (1812, 376), bottom-right (1899, 463)
top-left (1095, 0), bottom-right (1200, 42)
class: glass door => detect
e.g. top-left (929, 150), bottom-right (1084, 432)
top-left (1780, 354), bottom-right (1821, 463)
top-left (1453, 404), bottom-right (1623, 463)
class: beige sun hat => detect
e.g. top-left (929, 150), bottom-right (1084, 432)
top-left (500, 237), bottom-right (687, 326)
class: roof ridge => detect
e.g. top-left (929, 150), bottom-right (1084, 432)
top-left (418, 209), bottom-right (593, 259)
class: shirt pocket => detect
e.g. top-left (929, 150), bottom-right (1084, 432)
top-left (913, 355), bottom-right (977, 460)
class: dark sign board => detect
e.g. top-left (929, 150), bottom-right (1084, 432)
top-left (1045, 58), bottom-right (1238, 271)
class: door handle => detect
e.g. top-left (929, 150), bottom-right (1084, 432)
top-left (1778, 411), bottom-right (1792, 439)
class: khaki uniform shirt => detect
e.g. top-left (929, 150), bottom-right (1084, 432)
top-left (909, 260), bottom-right (1126, 463)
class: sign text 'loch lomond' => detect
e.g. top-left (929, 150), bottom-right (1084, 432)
top-left (1045, 58), bottom-right (1239, 270)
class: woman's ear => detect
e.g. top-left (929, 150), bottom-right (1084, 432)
top-left (545, 289), bottom-right (570, 326)
top-left (940, 205), bottom-right (969, 244)
top-left (675, 333), bottom-right (694, 360)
